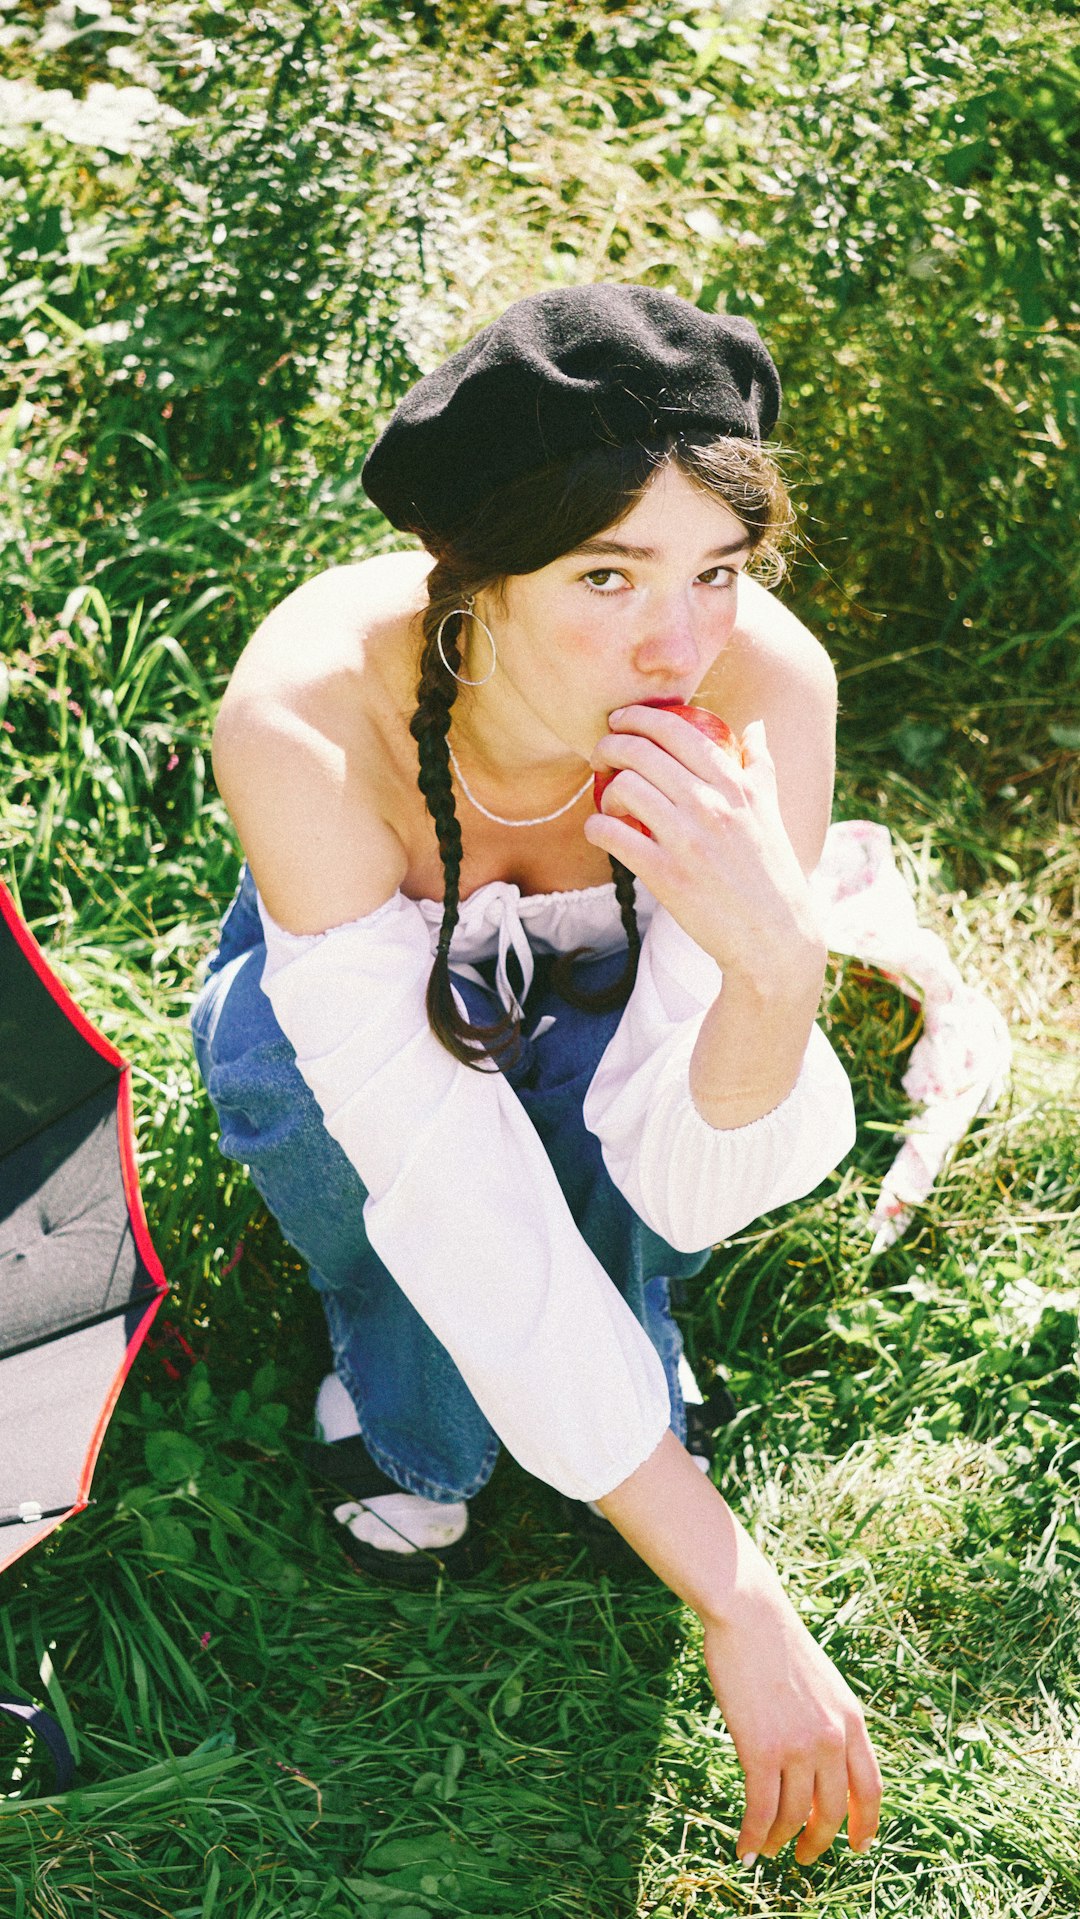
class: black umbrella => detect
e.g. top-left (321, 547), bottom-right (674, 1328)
top-left (1, 876), bottom-right (168, 1783)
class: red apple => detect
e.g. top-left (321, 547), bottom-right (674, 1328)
top-left (592, 699), bottom-right (742, 838)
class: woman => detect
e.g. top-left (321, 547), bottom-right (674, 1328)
top-left (190, 282), bottom-right (882, 1866)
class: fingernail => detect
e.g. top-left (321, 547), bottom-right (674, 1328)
top-left (740, 1852), bottom-right (757, 1867)
top-left (609, 707), bottom-right (627, 723)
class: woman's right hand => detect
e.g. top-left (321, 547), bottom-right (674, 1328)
top-left (700, 1519), bottom-right (883, 1867)
top-left (594, 1429), bottom-right (882, 1864)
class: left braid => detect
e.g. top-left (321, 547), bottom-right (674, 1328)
top-left (408, 569), bottom-right (523, 1069)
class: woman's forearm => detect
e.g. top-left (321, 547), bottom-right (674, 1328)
top-left (598, 1429), bottom-right (882, 1867)
top-left (593, 1426), bottom-right (778, 1623)
top-left (688, 937), bottom-right (827, 1131)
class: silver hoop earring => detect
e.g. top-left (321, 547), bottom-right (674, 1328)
top-left (435, 599), bottom-right (497, 687)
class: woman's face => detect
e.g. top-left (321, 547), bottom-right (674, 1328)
top-left (475, 463), bottom-right (753, 762)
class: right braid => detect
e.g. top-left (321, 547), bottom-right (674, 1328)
top-left (410, 562), bottom-right (644, 1060)
top-left (547, 852), bottom-right (642, 1013)
top-left (611, 856), bottom-right (643, 979)
top-left (409, 571), bottom-right (523, 1071)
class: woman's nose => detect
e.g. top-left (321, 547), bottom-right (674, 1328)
top-left (633, 596), bottom-right (700, 678)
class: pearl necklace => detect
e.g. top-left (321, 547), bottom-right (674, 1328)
top-left (447, 741), bottom-right (594, 828)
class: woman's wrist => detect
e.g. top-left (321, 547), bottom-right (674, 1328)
top-left (595, 1429), bottom-right (761, 1622)
top-left (693, 1504), bottom-right (792, 1633)
top-left (688, 941), bottom-right (827, 1132)
top-left (718, 925), bottom-right (828, 1003)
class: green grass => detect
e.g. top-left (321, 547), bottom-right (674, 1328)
top-left (2, 0), bottom-right (1079, 1910)
top-left (3, 543), bottom-right (1077, 1919)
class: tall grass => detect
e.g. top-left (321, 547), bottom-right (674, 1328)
top-left (1, 0), bottom-right (1078, 1912)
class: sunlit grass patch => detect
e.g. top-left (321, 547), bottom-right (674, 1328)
top-left (637, 1429), bottom-right (1080, 1915)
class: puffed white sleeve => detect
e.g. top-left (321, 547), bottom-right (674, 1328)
top-left (582, 904), bottom-right (856, 1254)
top-left (255, 890), bottom-right (671, 1503)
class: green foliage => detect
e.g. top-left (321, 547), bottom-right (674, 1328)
top-left (110, 1360), bottom-right (308, 1597)
top-left (0, 0), bottom-right (476, 501)
top-left (2, 0), bottom-right (1075, 922)
top-left (707, 0), bottom-right (1080, 762)
top-left (1, 2), bottom-right (1079, 1913)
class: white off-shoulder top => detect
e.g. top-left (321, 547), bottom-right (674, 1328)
top-left (255, 875), bottom-right (856, 1501)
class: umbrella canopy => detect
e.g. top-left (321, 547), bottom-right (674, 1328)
top-left (0, 877), bottom-right (168, 1578)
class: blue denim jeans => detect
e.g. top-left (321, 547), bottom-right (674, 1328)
top-left (189, 862), bottom-right (712, 1502)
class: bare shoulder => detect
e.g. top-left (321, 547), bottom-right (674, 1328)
top-left (701, 574), bottom-right (838, 875)
top-left (218, 548), bottom-right (433, 717)
top-left (720, 573), bottom-right (837, 707)
top-left (211, 551), bottom-right (432, 934)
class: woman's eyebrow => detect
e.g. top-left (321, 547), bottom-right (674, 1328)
top-left (570, 537), bottom-right (750, 561)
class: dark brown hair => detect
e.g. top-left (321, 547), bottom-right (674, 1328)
top-left (408, 434), bottom-right (794, 1070)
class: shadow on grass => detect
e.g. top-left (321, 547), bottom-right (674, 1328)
top-left (0, 1202), bottom-right (701, 1919)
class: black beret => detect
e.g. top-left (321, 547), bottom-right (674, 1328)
top-left (361, 281), bottom-right (781, 543)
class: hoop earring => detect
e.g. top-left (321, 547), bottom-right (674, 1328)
top-left (435, 598), bottom-right (497, 687)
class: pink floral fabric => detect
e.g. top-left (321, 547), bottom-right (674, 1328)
top-left (811, 821), bottom-right (1012, 1252)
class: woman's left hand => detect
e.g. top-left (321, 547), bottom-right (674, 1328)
top-left (584, 705), bottom-right (822, 980)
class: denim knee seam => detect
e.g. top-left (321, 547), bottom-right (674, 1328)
top-left (333, 1348), bottom-right (501, 1503)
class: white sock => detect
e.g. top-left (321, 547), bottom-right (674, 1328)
top-left (678, 1351), bottom-right (705, 1408)
top-left (331, 1495), bottom-right (469, 1554)
top-left (314, 1370), bottom-right (363, 1443)
top-left (314, 1372), bottom-right (468, 1555)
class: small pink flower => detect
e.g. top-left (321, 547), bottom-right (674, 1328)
top-left (166, 752), bottom-right (179, 771)
top-left (1, 720), bottom-right (13, 735)
top-left (68, 700), bottom-right (82, 718)
top-left (200, 1630), bottom-right (211, 1649)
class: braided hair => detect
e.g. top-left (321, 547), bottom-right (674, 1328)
top-left (409, 563), bottom-right (643, 1070)
top-left (408, 435), bottom-right (794, 1070)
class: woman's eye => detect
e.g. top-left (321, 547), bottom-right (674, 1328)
top-left (581, 565), bottom-right (740, 594)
